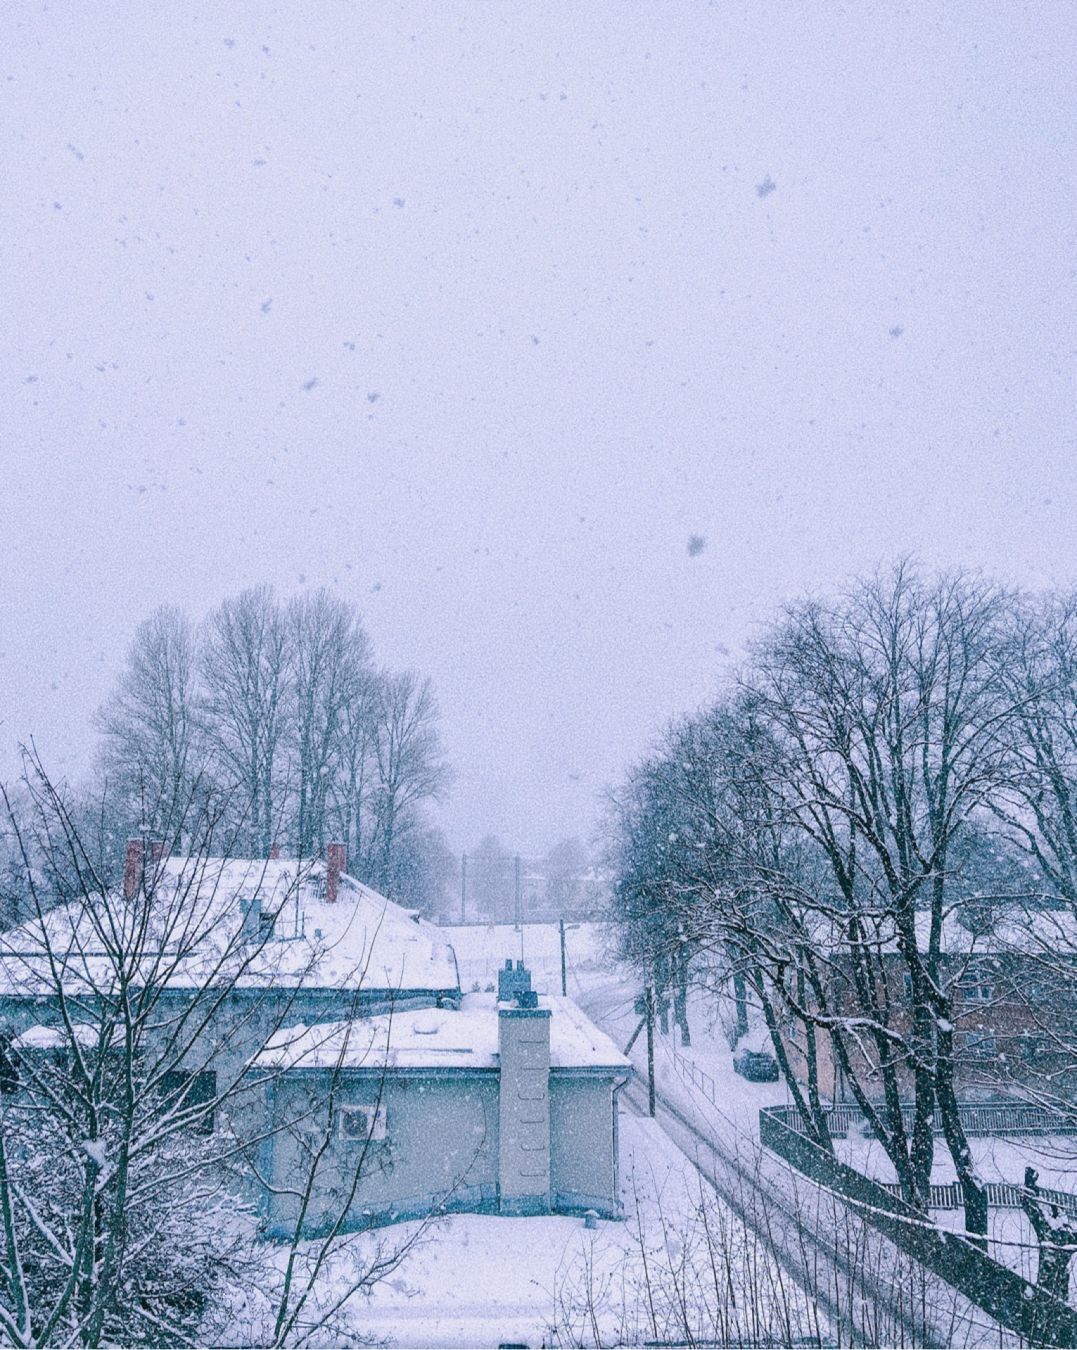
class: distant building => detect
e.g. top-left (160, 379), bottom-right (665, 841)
top-left (774, 909), bottom-right (1077, 1102)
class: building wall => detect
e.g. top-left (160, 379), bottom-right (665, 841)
top-left (550, 1076), bottom-right (620, 1214)
top-left (261, 1069), bottom-right (624, 1237)
top-left (774, 951), bottom-right (1077, 1104)
top-left (262, 1072), bottom-right (501, 1237)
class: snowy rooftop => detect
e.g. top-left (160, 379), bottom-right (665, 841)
top-left (0, 857), bottom-right (460, 998)
top-left (813, 906), bottom-right (1077, 959)
top-left (257, 991), bottom-right (632, 1074)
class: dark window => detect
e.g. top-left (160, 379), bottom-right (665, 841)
top-left (337, 1104), bottom-right (386, 1141)
top-left (0, 1036), bottom-right (17, 1095)
top-left (159, 1069), bottom-right (217, 1134)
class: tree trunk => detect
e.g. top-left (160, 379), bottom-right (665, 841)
top-left (732, 969), bottom-right (749, 1041)
top-left (935, 1024), bottom-right (988, 1246)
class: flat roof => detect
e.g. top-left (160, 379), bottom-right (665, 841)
top-left (257, 992), bottom-right (631, 1075)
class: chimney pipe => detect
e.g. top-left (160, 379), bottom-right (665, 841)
top-left (123, 838), bottom-right (144, 901)
top-left (498, 996), bottom-right (552, 1215)
top-left (326, 842), bottom-right (346, 903)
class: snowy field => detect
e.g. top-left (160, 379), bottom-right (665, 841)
top-left (835, 1130), bottom-right (1077, 1194)
top-left (440, 919), bottom-right (612, 992)
top-left (250, 1113), bottom-right (825, 1349)
top-left (834, 1131), bottom-right (1076, 1292)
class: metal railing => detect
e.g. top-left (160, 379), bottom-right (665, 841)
top-left (668, 1041), bottom-right (719, 1107)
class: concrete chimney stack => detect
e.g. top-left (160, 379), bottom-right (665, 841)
top-left (123, 838), bottom-right (144, 901)
top-left (497, 968), bottom-right (551, 1215)
top-left (326, 842), bottom-right (346, 903)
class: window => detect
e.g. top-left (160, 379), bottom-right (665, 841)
top-left (0, 1036), bottom-right (17, 1095)
top-left (337, 1104), bottom-right (386, 1142)
top-left (960, 982), bottom-right (993, 1003)
top-left (240, 897), bottom-right (274, 944)
top-left (962, 1032), bottom-right (996, 1058)
top-left (159, 1070), bottom-right (217, 1135)
top-left (903, 974), bottom-right (914, 998)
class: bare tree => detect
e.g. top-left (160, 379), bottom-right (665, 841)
top-left (201, 587), bottom-right (290, 857)
top-left (0, 757), bottom-right (445, 1347)
top-left (607, 566), bottom-right (1027, 1242)
top-left (287, 591), bottom-right (371, 861)
top-left (1021, 1167), bottom-right (1077, 1307)
top-left (728, 565), bottom-right (1020, 1241)
top-left (326, 669), bottom-right (382, 874)
top-left (368, 672), bottom-right (448, 897)
top-left (95, 606), bottom-right (204, 833)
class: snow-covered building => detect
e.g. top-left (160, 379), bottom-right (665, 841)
top-left (256, 961), bottom-right (631, 1235)
top-left (774, 907), bottom-right (1077, 1102)
top-left (0, 843), bottom-right (461, 1032)
top-left (0, 843), bottom-right (629, 1234)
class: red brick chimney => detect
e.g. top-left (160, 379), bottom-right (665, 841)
top-left (123, 838), bottom-right (144, 901)
top-left (326, 842), bottom-right (346, 904)
top-left (269, 845), bottom-right (281, 861)
top-left (150, 840), bottom-right (168, 865)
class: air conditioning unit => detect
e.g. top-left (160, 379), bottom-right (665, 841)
top-left (337, 1104), bottom-right (386, 1141)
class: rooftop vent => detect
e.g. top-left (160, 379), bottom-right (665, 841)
top-left (123, 839), bottom-right (143, 901)
top-left (326, 841), bottom-right (346, 903)
top-left (498, 959), bottom-right (533, 1005)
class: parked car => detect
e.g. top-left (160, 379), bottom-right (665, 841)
top-left (733, 1045), bottom-right (780, 1082)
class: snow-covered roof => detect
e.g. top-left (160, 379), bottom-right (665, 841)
top-left (803, 906), bottom-right (1077, 961)
top-left (12, 1023), bottom-right (106, 1051)
top-left (0, 857), bottom-right (460, 999)
top-left (257, 992), bottom-right (631, 1074)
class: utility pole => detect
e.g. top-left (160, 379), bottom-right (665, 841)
top-left (514, 854), bottom-right (522, 931)
top-left (559, 917), bottom-right (568, 996)
top-left (645, 986), bottom-right (656, 1117)
top-left (460, 853), bottom-right (467, 923)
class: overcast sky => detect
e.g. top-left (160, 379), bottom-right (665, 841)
top-left (2, 3), bottom-right (1075, 856)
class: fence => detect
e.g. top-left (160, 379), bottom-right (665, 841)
top-left (663, 1043), bottom-right (1077, 1343)
top-left (666, 1047), bottom-right (1077, 1217)
top-left (876, 1179), bottom-right (1077, 1219)
top-left (668, 1042), bottom-right (720, 1107)
top-left (758, 1106), bottom-right (1077, 1347)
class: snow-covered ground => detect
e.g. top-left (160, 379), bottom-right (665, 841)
top-left (835, 1129), bottom-right (1077, 1194)
top-left (441, 919), bottom-right (610, 993)
top-left (254, 1112), bottom-right (824, 1349)
top-left (835, 1130), bottom-right (1076, 1290)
